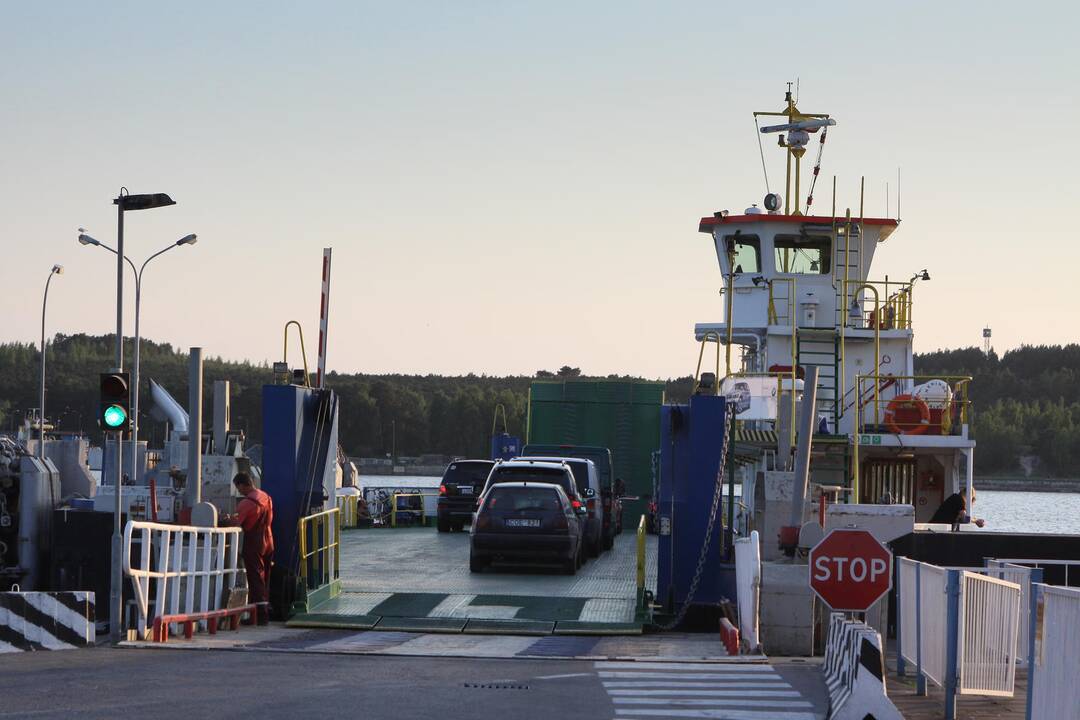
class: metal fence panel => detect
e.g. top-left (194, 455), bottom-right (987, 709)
top-left (1031, 585), bottom-right (1080, 719)
top-left (918, 562), bottom-right (948, 687)
top-left (957, 571), bottom-right (1020, 696)
top-left (123, 520), bottom-right (243, 640)
top-left (897, 557), bottom-right (918, 667)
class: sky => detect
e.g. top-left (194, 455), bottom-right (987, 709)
top-left (2, 2), bottom-right (1078, 379)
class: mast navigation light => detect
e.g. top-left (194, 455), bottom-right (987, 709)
top-left (764, 193), bottom-right (783, 212)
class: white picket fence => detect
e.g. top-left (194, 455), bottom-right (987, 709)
top-left (1029, 584), bottom-right (1080, 720)
top-left (122, 520), bottom-right (244, 640)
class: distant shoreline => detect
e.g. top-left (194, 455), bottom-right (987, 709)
top-left (976, 476), bottom-right (1080, 493)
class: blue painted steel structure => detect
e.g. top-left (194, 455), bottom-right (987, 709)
top-left (490, 432), bottom-right (522, 461)
top-left (261, 384), bottom-right (339, 570)
top-left (657, 394), bottom-right (735, 612)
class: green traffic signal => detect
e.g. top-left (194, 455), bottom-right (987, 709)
top-left (103, 404), bottom-right (128, 429)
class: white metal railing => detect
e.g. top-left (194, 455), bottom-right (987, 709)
top-left (989, 558), bottom-right (1078, 588)
top-left (123, 520), bottom-right (243, 640)
top-left (957, 570), bottom-right (1021, 696)
top-left (984, 561), bottom-right (1038, 667)
top-left (897, 558), bottom-right (919, 671)
top-left (1029, 584), bottom-right (1080, 719)
top-left (918, 561), bottom-right (948, 686)
top-left (896, 558), bottom-right (1023, 718)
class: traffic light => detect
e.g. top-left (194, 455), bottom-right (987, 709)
top-left (99, 372), bottom-right (131, 433)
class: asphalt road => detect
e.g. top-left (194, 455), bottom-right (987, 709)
top-left (0, 648), bottom-right (614, 720)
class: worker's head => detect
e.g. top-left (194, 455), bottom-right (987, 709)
top-left (233, 472), bottom-right (255, 494)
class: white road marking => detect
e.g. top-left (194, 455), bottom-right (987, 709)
top-left (598, 671), bottom-right (783, 680)
top-left (596, 662), bottom-right (774, 672)
top-left (606, 689), bottom-right (802, 698)
top-left (536, 672), bottom-right (593, 680)
top-left (602, 681), bottom-right (789, 689)
top-left (614, 712), bottom-right (816, 720)
top-left (595, 660), bottom-right (820, 720)
top-left (612, 698), bottom-right (812, 708)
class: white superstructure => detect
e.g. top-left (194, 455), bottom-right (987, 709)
top-left (697, 88), bottom-right (973, 521)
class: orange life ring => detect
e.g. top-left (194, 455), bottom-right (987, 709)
top-left (884, 394), bottom-right (931, 435)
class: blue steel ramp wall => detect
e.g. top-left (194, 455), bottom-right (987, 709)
top-left (262, 384), bottom-right (335, 569)
top-left (657, 395), bottom-right (729, 611)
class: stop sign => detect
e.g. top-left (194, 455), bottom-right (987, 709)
top-left (809, 528), bottom-right (893, 612)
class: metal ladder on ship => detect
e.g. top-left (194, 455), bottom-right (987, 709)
top-left (796, 327), bottom-right (840, 433)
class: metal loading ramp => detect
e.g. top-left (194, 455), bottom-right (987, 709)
top-left (288, 527), bottom-right (657, 635)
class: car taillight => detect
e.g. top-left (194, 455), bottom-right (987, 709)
top-left (587, 499), bottom-right (596, 512)
top-left (475, 512), bottom-right (490, 530)
top-left (571, 499), bottom-right (582, 509)
top-left (439, 484), bottom-right (447, 496)
top-left (603, 498), bottom-right (611, 510)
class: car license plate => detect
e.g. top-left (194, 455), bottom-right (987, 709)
top-left (458, 486), bottom-right (473, 495)
top-left (506, 518), bottom-right (540, 528)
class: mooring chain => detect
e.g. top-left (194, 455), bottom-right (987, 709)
top-left (654, 415), bottom-right (733, 631)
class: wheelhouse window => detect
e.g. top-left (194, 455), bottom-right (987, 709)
top-left (725, 234), bottom-right (761, 274)
top-left (775, 234), bottom-right (831, 274)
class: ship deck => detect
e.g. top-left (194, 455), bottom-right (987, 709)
top-left (289, 526), bottom-right (657, 634)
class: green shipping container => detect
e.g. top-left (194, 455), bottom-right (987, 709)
top-left (526, 379), bottom-right (664, 532)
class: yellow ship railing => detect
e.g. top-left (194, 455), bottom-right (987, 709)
top-left (851, 374), bottom-right (973, 497)
top-left (297, 508), bottom-right (341, 606)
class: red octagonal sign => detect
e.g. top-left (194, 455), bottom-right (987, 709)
top-left (809, 528), bottom-right (893, 612)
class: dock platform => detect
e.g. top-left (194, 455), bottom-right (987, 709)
top-left (886, 647), bottom-right (1029, 719)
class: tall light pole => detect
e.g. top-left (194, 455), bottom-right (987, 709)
top-left (89, 186), bottom-right (177, 644)
top-left (39, 264), bottom-right (64, 459)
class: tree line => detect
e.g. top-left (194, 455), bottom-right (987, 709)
top-left (2, 335), bottom-right (1077, 476)
top-left (0, 334), bottom-right (692, 460)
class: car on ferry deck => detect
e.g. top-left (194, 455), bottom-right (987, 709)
top-left (436, 459), bottom-right (494, 532)
top-left (521, 444), bottom-right (619, 550)
top-left (470, 481), bottom-right (587, 574)
top-left (503, 456), bottom-right (603, 557)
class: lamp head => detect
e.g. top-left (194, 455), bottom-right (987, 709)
top-left (51, 264), bottom-right (64, 275)
top-left (77, 228), bottom-right (100, 247)
top-left (176, 234), bottom-right (197, 246)
top-left (920, 269), bottom-right (931, 281)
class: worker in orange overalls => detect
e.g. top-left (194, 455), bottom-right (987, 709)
top-left (222, 471), bottom-right (274, 625)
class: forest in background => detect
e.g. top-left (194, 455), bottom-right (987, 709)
top-left (1, 335), bottom-right (1077, 476)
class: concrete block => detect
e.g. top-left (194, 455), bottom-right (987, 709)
top-left (760, 561), bottom-right (814, 656)
top-left (825, 503), bottom-right (914, 544)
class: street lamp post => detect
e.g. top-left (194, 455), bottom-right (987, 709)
top-left (39, 264), bottom-right (64, 459)
top-left (79, 230), bottom-right (197, 487)
top-left (81, 190), bottom-right (184, 644)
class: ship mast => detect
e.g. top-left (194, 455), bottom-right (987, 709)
top-left (754, 85), bottom-right (834, 216)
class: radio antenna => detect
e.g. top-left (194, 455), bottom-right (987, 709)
top-left (886, 182), bottom-right (890, 217)
top-left (897, 167), bottom-right (902, 221)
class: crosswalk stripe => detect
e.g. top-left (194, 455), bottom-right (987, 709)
top-left (607, 689), bottom-right (801, 698)
top-left (614, 711), bottom-right (817, 720)
top-left (612, 698), bottom-right (813, 708)
top-left (602, 681), bottom-right (789, 689)
top-left (598, 671), bottom-right (782, 680)
top-left (596, 662), bottom-right (774, 672)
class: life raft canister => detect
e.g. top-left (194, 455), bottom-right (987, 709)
top-left (884, 394), bottom-right (931, 435)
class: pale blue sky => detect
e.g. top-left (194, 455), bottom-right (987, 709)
top-left (2, 2), bottom-right (1077, 377)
